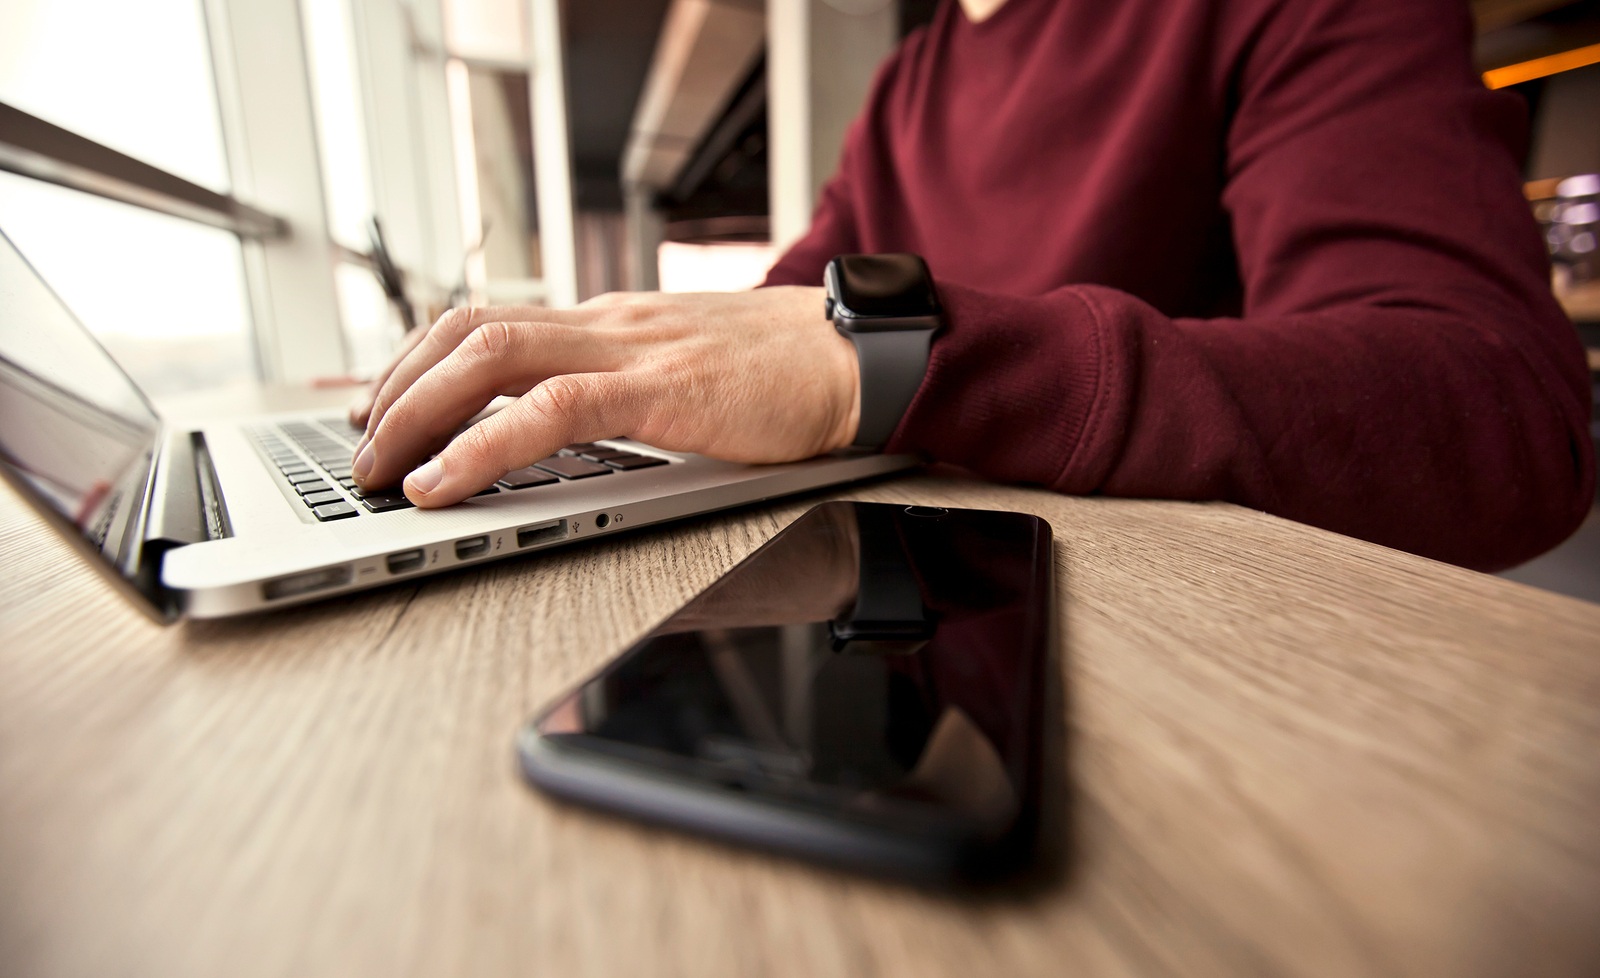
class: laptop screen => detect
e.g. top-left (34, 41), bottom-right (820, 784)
top-left (0, 226), bottom-right (165, 608)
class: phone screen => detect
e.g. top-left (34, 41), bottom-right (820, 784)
top-left (525, 501), bottom-right (1053, 879)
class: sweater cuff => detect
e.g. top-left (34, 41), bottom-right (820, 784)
top-left (884, 281), bottom-right (1114, 492)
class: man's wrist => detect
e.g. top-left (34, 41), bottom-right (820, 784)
top-left (832, 331), bottom-right (863, 452)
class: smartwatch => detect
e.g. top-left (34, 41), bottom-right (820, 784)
top-left (824, 253), bottom-right (943, 449)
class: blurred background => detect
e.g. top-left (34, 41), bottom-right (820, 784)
top-left (0, 0), bottom-right (931, 396)
top-left (1, 0), bottom-right (1596, 397)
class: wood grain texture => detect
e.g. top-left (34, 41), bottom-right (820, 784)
top-left (2, 468), bottom-right (1599, 978)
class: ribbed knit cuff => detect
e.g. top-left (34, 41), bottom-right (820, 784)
top-left (884, 281), bottom-right (1112, 491)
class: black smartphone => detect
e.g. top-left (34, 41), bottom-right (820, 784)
top-left (517, 501), bottom-right (1054, 883)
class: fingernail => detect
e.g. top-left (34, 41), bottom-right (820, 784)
top-left (407, 458), bottom-right (443, 495)
top-left (353, 441), bottom-right (375, 481)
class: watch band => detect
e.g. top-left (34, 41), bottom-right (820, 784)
top-left (844, 328), bottom-right (935, 449)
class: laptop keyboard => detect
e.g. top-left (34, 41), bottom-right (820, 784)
top-left (251, 416), bottom-right (668, 521)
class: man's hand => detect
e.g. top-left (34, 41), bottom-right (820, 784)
top-left (348, 287), bottom-right (860, 507)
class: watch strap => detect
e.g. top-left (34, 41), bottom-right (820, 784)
top-left (846, 327), bottom-right (935, 449)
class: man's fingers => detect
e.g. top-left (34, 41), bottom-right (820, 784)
top-left (402, 372), bottom-right (647, 507)
top-left (355, 320), bottom-right (612, 490)
top-left (359, 305), bottom-right (579, 448)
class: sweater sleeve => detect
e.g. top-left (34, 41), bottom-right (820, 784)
top-left (888, 0), bottom-right (1593, 571)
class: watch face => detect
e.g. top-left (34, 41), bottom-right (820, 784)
top-left (832, 254), bottom-right (940, 318)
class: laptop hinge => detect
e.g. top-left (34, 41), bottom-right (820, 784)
top-left (191, 431), bottom-right (233, 540)
top-left (145, 428), bottom-right (206, 546)
top-left (145, 429), bottom-right (233, 547)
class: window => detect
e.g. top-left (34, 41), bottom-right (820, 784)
top-left (0, 172), bottom-right (254, 395)
top-left (0, 0), bottom-right (255, 396)
top-left (300, 0), bottom-right (375, 252)
top-left (0, 0), bottom-right (230, 192)
top-left (2, 0), bottom-right (473, 391)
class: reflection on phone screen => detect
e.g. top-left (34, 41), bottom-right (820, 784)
top-left (537, 502), bottom-right (1050, 845)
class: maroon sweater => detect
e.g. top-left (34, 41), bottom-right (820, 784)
top-left (764, 0), bottom-right (1594, 571)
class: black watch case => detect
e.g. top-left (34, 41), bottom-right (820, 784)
top-left (824, 254), bottom-right (942, 332)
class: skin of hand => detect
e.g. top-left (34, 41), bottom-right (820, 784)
top-left (348, 287), bottom-right (861, 506)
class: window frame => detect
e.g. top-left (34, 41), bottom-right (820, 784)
top-left (0, 0), bottom-right (473, 386)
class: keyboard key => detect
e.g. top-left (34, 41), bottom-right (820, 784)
top-left (470, 485), bottom-right (500, 497)
top-left (578, 449), bottom-right (630, 462)
top-left (312, 501), bottom-right (358, 521)
top-left (318, 415), bottom-right (365, 435)
top-left (604, 454), bottom-right (668, 471)
top-left (293, 480), bottom-right (331, 496)
top-left (534, 456), bottom-right (613, 480)
top-left (287, 471), bottom-right (325, 485)
top-left (359, 491), bottom-right (414, 513)
top-left (303, 489), bottom-right (345, 507)
top-left (323, 465), bottom-right (353, 478)
top-left (499, 466), bottom-right (559, 489)
top-left (558, 443), bottom-right (601, 456)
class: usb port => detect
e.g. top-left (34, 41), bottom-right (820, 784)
top-left (386, 549), bottom-right (426, 574)
top-left (517, 519), bottom-right (567, 549)
top-left (455, 535), bottom-right (490, 560)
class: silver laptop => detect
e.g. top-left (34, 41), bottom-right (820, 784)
top-left (0, 227), bottom-right (915, 620)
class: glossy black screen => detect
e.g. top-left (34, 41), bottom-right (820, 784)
top-left (536, 502), bottom-right (1052, 841)
top-left (0, 227), bottom-right (163, 602)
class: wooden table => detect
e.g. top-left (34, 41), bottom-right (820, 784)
top-left (3, 393), bottom-right (1599, 977)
